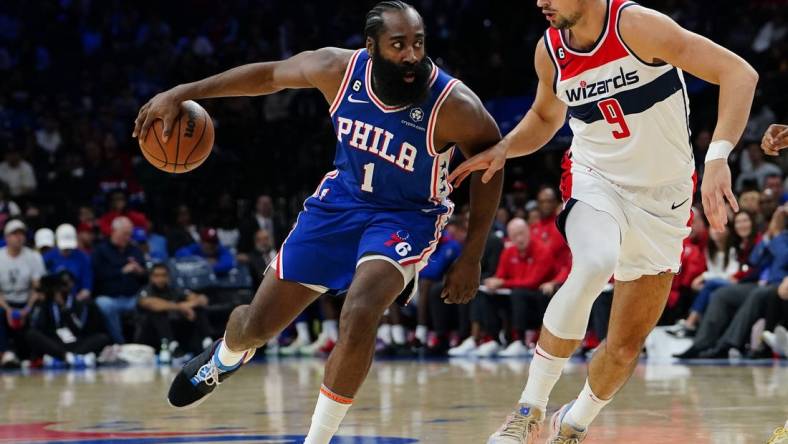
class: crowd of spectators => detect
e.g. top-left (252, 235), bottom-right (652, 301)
top-left (0, 0), bottom-right (786, 368)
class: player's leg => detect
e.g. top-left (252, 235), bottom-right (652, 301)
top-left (223, 270), bottom-right (321, 350)
top-left (489, 201), bottom-right (620, 444)
top-left (168, 269), bottom-right (321, 408)
top-left (555, 273), bottom-right (673, 437)
top-left (551, 177), bottom-right (693, 442)
top-left (304, 258), bottom-right (405, 444)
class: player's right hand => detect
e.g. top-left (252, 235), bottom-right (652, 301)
top-left (448, 141), bottom-right (508, 187)
top-left (132, 89), bottom-right (183, 143)
top-left (762, 124), bottom-right (788, 156)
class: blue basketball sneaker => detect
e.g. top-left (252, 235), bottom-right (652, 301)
top-left (167, 339), bottom-right (254, 409)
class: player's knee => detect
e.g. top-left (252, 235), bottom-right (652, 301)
top-left (572, 249), bottom-right (617, 284)
top-left (338, 306), bottom-right (382, 347)
top-left (606, 339), bottom-right (644, 365)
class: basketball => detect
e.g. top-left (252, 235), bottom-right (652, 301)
top-left (138, 100), bottom-right (214, 173)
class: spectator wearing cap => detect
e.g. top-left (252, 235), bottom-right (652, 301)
top-left (77, 222), bottom-right (96, 254)
top-left (77, 206), bottom-right (99, 254)
top-left (132, 227), bottom-right (167, 266)
top-left (91, 216), bottom-right (147, 344)
top-left (34, 228), bottom-right (55, 255)
top-left (0, 146), bottom-right (37, 198)
top-left (43, 224), bottom-right (93, 302)
top-left (0, 219), bottom-right (46, 367)
top-left (175, 227), bottom-right (236, 275)
top-left (97, 190), bottom-right (150, 237)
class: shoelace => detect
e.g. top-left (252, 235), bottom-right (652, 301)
top-left (498, 413), bottom-right (537, 440)
top-left (195, 361), bottom-right (220, 386)
top-left (548, 438), bottom-right (580, 444)
top-left (768, 427), bottom-right (788, 444)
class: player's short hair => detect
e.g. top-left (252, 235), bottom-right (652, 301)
top-left (364, 1), bottom-right (419, 41)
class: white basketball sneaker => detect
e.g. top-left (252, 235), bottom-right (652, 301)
top-left (499, 340), bottom-right (530, 358)
top-left (299, 332), bottom-right (332, 356)
top-left (279, 336), bottom-right (312, 356)
top-left (547, 402), bottom-right (588, 443)
top-left (448, 337), bottom-right (478, 357)
top-left (487, 404), bottom-right (544, 444)
top-left (473, 340), bottom-right (502, 358)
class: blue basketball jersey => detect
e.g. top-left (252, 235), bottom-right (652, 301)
top-left (325, 49), bottom-right (461, 214)
top-left (273, 50), bottom-right (463, 292)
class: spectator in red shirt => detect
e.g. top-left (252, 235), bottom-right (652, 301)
top-left (529, 187), bottom-right (571, 296)
top-left (97, 190), bottom-right (150, 237)
top-left (480, 217), bottom-right (571, 357)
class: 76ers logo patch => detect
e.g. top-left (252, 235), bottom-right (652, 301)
top-left (385, 231), bottom-right (412, 257)
top-left (409, 107), bottom-right (424, 122)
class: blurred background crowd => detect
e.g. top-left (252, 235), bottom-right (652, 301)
top-left (0, 0), bottom-right (786, 368)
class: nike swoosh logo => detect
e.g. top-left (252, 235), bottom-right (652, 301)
top-left (348, 95), bottom-right (369, 104)
top-left (559, 58), bottom-right (573, 70)
top-left (671, 198), bottom-right (690, 210)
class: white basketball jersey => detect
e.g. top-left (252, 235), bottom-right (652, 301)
top-left (545, 0), bottom-right (695, 187)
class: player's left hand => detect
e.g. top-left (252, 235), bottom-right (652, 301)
top-left (701, 159), bottom-right (739, 232)
top-left (441, 258), bottom-right (481, 305)
top-left (448, 141), bottom-right (508, 187)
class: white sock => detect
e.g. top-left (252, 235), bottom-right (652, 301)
top-left (565, 379), bottom-right (612, 429)
top-left (323, 320), bottom-right (339, 341)
top-left (415, 325), bottom-right (428, 344)
top-left (377, 324), bottom-right (392, 345)
top-left (784, 419), bottom-right (788, 429)
top-left (304, 385), bottom-right (353, 444)
top-left (392, 325), bottom-right (407, 345)
top-left (215, 336), bottom-right (246, 370)
top-left (296, 322), bottom-right (311, 342)
top-left (519, 344), bottom-right (570, 410)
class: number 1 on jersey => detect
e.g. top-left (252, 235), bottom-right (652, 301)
top-left (597, 98), bottom-right (631, 139)
top-left (361, 162), bottom-right (375, 193)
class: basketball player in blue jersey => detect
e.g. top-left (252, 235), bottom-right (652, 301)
top-left (132, 2), bottom-right (502, 442)
top-left (450, 0), bottom-right (758, 442)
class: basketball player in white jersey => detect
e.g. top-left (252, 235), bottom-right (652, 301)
top-left (450, 0), bottom-right (758, 442)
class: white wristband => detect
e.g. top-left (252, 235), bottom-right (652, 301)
top-left (705, 140), bottom-right (734, 163)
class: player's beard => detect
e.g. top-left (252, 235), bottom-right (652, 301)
top-left (551, 11), bottom-right (582, 29)
top-left (370, 47), bottom-right (432, 107)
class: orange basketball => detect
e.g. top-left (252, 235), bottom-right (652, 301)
top-left (138, 100), bottom-right (214, 173)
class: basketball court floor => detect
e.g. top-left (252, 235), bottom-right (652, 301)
top-left (1, 358), bottom-right (786, 443)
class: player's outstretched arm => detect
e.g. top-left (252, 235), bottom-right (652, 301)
top-left (435, 83), bottom-right (503, 305)
top-left (448, 40), bottom-right (567, 186)
top-left (132, 47), bottom-right (352, 142)
top-left (619, 6), bottom-right (758, 231)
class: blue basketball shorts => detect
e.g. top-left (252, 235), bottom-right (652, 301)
top-left (270, 171), bottom-right (451, 293)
